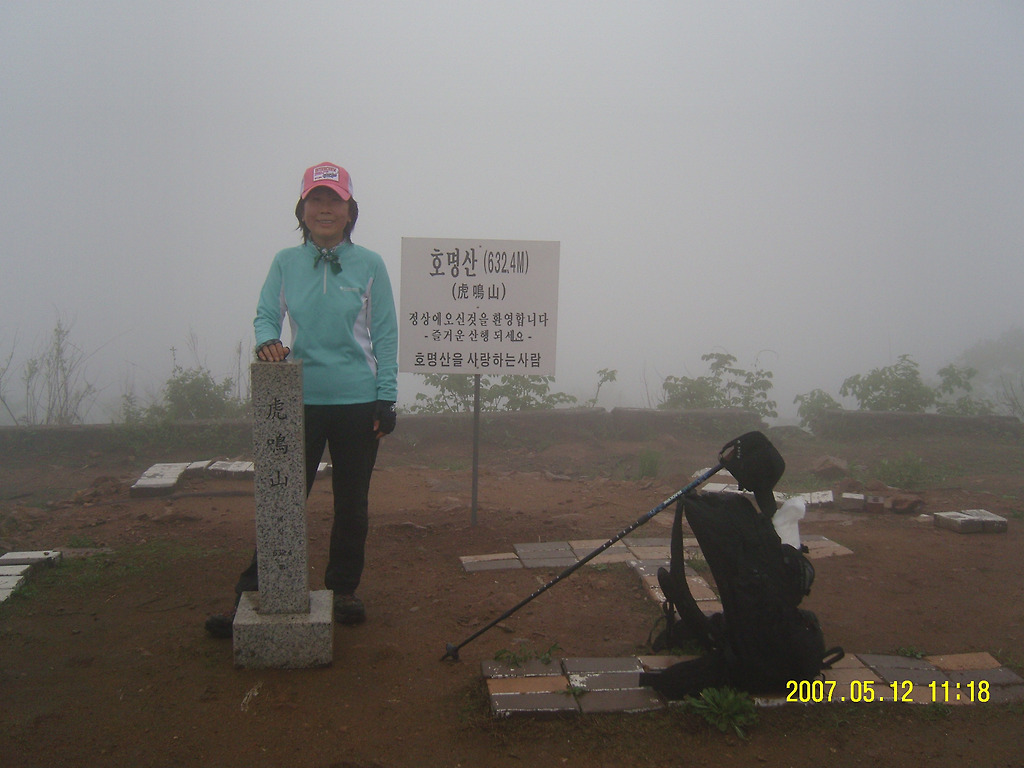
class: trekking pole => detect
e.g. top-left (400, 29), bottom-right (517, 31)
top-left (441, 462), bottom-right (724, 662)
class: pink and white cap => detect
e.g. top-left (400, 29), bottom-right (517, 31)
top-left (300, 162), bottom-right (353, 200)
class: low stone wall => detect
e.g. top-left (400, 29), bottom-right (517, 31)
top-left (811, 410), bottom-right (1024, 439)
top-left (0, 408), bottom-right (765, 461)
top-left (2, 408), bottom-right (1018, 462)
top-left (0, 420), bottom-right (251, 462)
top-left (394, 407), bottom-right (764, 446)
top-left (607, 408), bottom-right (764, 441)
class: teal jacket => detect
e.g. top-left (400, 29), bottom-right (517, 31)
top-left (254, 241), bottom-right (398, 405)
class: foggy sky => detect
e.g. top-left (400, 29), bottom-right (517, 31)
top-left (2, 1), bottom-right (1023, 422)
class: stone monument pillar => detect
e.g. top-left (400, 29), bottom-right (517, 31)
top-left (233, 360), bottom-right (333, 668)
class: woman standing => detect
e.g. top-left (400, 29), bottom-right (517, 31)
top-left (206, 161), bottom-right (398, 636)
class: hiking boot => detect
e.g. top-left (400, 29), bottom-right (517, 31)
top-left (205, 613), bottom-right (234, 638)
top-left (334, 594), bottom-right (366, 625)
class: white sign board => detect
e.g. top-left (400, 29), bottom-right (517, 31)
top-left (400, 238), bottom-right (560, 375)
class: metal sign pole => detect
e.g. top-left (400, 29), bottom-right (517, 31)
top-left (471, 374), bottom-right (481, 525)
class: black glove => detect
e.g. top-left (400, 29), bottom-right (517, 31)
top-left (374, 400), bottom-right (397, 435)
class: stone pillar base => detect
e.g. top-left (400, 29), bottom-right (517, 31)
top-left (232, 590), bottom-right (334, 669)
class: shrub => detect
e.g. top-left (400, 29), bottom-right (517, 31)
top-left (683, 687), bottom-right (758, 739)
top-left (661, 352), bottom-right (777, 418)
top-left (839, 354), bottom-right (935, 412)
top-left (934, 364), bottom-right (993, 416)
top-left (410, 374), bottom-right (577, 413)
top-left (793, 388), bottom-right (842, 430)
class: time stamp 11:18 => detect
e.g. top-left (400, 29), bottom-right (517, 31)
top-left (786, 679), bottom-right (992, 703)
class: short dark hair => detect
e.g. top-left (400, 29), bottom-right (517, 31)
top-left (294, 196), bottom-right (359, 244)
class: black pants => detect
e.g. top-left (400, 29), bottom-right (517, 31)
top-left (235, 402), bottom-right (380, 599)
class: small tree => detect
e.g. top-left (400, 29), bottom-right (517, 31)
top-left (157, 364), bottom-right (243, 420)
top-left (0, 341), bottom-right (18, 424)
top-left (143, 342), bottom-right (247, 422)
top-left (1001, 374), bottom-right (1024, 420)
top-left (410, 373), bottom-right (577, 413)
top-left (839, 354), bottom-right (935, 413)
top-left (21, 356), bottom-right (41, 425)
top-left (934, 364), bottom-right (993, 416)
top-left (661, 352), bottom-right (777, 419)
top-left (793, 388), bottom-right (842, 430)
top-left (484, 376), bottom-right (577, 411)
top-left (17, 317), bottom-right (98, 425)
top-left (585, 368), bottom-right (617, 408)
top-left (42, 318), bottom-right (97, 424)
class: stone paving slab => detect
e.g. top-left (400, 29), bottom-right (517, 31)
top-left (629, 559), bottom-right (672, 578)
top-left (471, 538), bottom-right (1021, 716)
top-left (184, 459), bottom-right (213, 475)
top-left (568, 540), bottom-right (633, 564)
top-left (131, 459), bottom-right (334, 493)
top-left (569, 539), bottom-right (629, 553)
top-left (513, 542), bottom-right (577, 568)
top-left (817, 666), bottom-right (883, 688)
top-left (638, 574), bottom-right (665, 603)
top-left (840, 492), bottom-right (866, 510)
top-left (934, 509), bottom-right (1008, 534)
top-left (925, 652), bottom-right (1001, 670)
top-left (686, 577), bottom-right (717, 601)
top-left (486, 675), bottom-right (569, 694)
top-left (625, 544), bottom-right (671, 560)
top-left (624, 536), bottom-right (696, 548)
top-left (0, 550), bottom-right (62, 567)
top-left (858, 653), bottom-right (937, 670)
top-left (0, 574), bottom-right (27, 591)
top-left (514, 541), bottom-right (573, 554)
top-left (482, 659), bottom-right (563, 678)
top-left (207, 460), bottom-right (255, 479)
top-left (577, 687), bottom-right (664, 714)
top-left (986, 684), bottom-right (1024, 704)
top-left (461, 555), bottom-right (523, 572)
top-left (517, 555), bottom-right (579, 568)
top-left (129, 462), bottom-right (191, 497)
top-left (0, 551), bottom-right (63, 604)
top-left (569, 670), bottom-right (643, 691)
top-left (484, 653), bottom-right (1024, 716)
top-left (793, 490), bottom-right (834, 507)
top-left (802, 536), bottom-right (855, 558)
top-left (459, 532), bottom-right (851, 576)
top-left (699, 600), bottom-right (724, 615)
top-left (638, 654), bottom-right (697, 671)
top-left (490, 690), bottom-right (580, 716)
top-left (563, 657), bottom-right (643, 674)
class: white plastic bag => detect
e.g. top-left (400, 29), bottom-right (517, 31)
top-left (773, 497), bottom-right (805, 548)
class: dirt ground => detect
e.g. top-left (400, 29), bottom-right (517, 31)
top-left (1, 419), bottom-right (1023, 767)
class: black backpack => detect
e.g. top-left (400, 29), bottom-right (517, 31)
top-left (640, 491), bottom-right (843, 699)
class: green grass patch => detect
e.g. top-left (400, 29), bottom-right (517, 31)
top-left (870, 454), bottom-right (934, 489)
top-left (682, 686), bottom-right (758, 739)
top-left (686, 552), bottom-right (711, 575)
top-left (921, 702), bottom-right (953, 720)
top-left (895, 646), bottom-right (926, 659)
top-left (638, 450), bottom-right (661, 480)
top-left (65, 535), bottom-right (101, 549)
top-left (494, 642), bottom-right (562, 667)
top-left (18, 540), bottom-right (223, 598)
